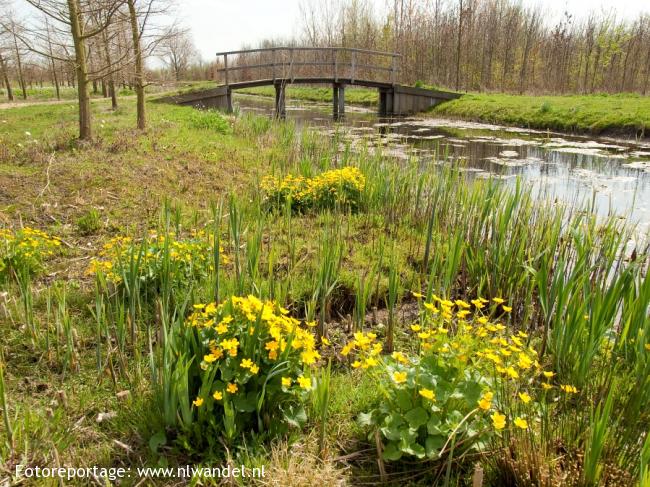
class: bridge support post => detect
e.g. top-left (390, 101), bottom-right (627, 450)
top-left (333, 83), bottom-right (345, 120)
top-left (226, 88), bottom-right (233, 113)
top-left (378, 88), bottom-right (394, 116)
top-left (274, 83), bottom-right (286, 119)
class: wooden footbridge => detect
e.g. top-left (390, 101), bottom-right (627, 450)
top-left (163, 47), bottom-right (460, 119)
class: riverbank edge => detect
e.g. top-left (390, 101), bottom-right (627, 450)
top-left (236, 86), bottom-right (649, 141)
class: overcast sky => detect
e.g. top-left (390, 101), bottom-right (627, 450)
top-left (178, 0), bottom-right (649, 61)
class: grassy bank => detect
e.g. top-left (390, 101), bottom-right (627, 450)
top-left (431, 92), bottom-right (650, 138)
top-left (0, 96), bottom-right (648, 486)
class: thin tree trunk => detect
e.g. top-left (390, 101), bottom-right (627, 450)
top-left (13, 32), bottom-right (27, 99)
top-left (68, 0), bottom-right (92, 140)
top-left (127, 0), bottom-right (146, 130)
top-left (455, 0), bottom-right (463, 91)
top-left (45, 19), bottom-right (61, 100)
top-left (0, 52), bottom-right (13, 101)
top-left (101, 28), bottom-right (118, 110)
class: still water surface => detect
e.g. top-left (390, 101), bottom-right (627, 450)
top-left (234, 93), bottom-right (650, 234)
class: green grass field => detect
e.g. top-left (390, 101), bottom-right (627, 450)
top-left (431, 92), bottom-right (650, 137)
top-left (0, 96), bottom-right (648, 486)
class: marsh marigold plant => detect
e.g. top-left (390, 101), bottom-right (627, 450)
top-left (87, 231), bottom-right (227, 294)
top-left (260, 166), bottom-right (365, 212)
top-left (0, 227), bottom-right (61, 281)
top-left (161, 295), bottom-right (321, 450)
top-left (352, 295), bottom-right (557, 462)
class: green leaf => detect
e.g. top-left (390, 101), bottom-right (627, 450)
top-left (405, 407), bottom-right (429, 429)
top-left (459, 380), bottom-right (483, 407)
top-left (283, 404), bottom-right (307, 428)
top-left (400, 433), bottom-right (425, 458)
top-left (233, 391), bottom-right (257, 412)
top-left (358, 411), bottom-right (374, 427)
top-left (394, 389), bottom-right (413, 411)
top-left (382, 441), bottom-right (402, 461)
top-left (148, 430), bottom-right (167, 454)
top-left (425, 434), bottom-right (446, 458)
top-left (427, 414), bottom-right (443, 435)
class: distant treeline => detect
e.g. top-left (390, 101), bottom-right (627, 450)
top-left (293, 0), bottom-right (650, 94)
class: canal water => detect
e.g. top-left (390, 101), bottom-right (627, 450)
top-left (233, 93), bottom-right (650, 234)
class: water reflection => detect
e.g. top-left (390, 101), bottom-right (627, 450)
top-left (233, 93), bottom-right (650, 233)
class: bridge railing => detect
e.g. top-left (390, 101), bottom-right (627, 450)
top-left (214, 47), bottom-right (401, 86)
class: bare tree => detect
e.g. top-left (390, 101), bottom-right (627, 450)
top-left (159, 26), bottom-right (197, 81)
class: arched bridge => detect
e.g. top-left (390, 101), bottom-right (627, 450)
top-left (163, 47), bottom-right (460, 118)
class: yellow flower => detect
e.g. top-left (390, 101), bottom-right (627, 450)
top-left (410, 324), bottom-right (421, 332)
top-left (491, 412), bottom-right (506, 430)
top-left (505, 366), bottom-right (519, 379)
top-left (298, 376), bottom-right (312, 390)
top-left (226, 382), bottom-right (238, 394)
top-left (492, 297), bottom-right (505, 304)
top-left (352, 360), bottom-right (362, 368)
top-left (543, 371), bottom-right (555, 378)
top-left (240, 358), bottom-right (254, 369)
top-left (645, 343), bottom-right (650, 351)
top-left (412, 291), bottom-right (424, 299)
top-left (419, 388), bottom-right (435, 401)
top-left (514, 417), bottom-right (528, 429)
top-left (204, 354), bottom-right (218, 363)
top-left (249, 364), bottom-right (259, 374)
top-left (518, 392), bottom-right (532, 404)
top-left (502, 305), bottom-right (512, 313)
top-left (541, 382), bottom-right (553, 390)
top-left (281, 377), bottom-right (292, 387)
top-left (341, 342), bottom-right (354, 356)
top-left (560, 384), bottom-right (578, 394)
top-left (321, 337), bottom-right (331, 346)
top-left (478, 391), bottom-right (493, 410)
top-left (424, 302), bottom-right (439, 313)
top-left (212, 391), bottom-right (223, 401)
top-left (392, 371), bottom-right (407, 384)
top-left (192, 397), bottom-right (204, 407)
top-left (391, 351), bottom-right (408, 364)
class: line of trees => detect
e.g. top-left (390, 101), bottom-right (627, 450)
top-left (0, 0), bottom-right (200, 138)
top-left (297, 0), bottom-right (650, 95)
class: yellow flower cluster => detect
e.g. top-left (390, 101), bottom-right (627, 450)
top-left (0, 226), bottom-right (62, 278)
top-left (261, 167), bottom-right (366, 211)
top-left (187, 295), bottom-right (321, 386)
top-left (87, 231), bottom-right (227, 284)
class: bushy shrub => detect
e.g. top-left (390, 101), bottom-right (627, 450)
top-left (349, 295), bottom-right (557, 462)
top-left (160, 295), bottom-right (321, 451)
top-left (188, 109), bottom-right (231, 133)
top-left (261, 167), bottom-right (365, 212)
top-left (0, 227), bottom-right (62, 281)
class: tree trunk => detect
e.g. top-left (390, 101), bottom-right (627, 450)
top-left (455, 0), bottom-right (463, 91)
top-left (0, 52), bottom-right (13, 101)
top-left (68, 0), bottom-right (92, 140)
top-left (13, 33), bottom-right (27, 100)
top-left (127, 0), bottom-right (146, 130)
top-left (101, 29), bottom-right (118, 110)
top-left (46, 20), bottom-right (61, 100)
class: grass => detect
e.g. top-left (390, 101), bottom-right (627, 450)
top-left (0, 94), bottom-right (648, 485)
top-left (430, 92), bottom-right (650, 138)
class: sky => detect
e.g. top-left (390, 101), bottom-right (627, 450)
top-left (178, 0), bottom-right (650, 61)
